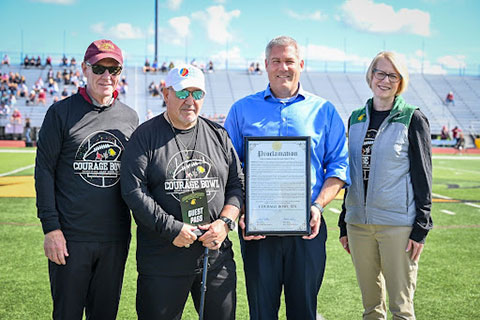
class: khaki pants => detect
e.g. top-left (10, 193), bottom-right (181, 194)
top-left (347, 224), bottom-right (418, 320)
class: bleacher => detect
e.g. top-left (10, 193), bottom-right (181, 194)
top-left (2, 64), bottom-right (480, 139)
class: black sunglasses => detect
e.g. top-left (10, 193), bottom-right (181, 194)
top-left (86, 62), bottom-right (122, 76)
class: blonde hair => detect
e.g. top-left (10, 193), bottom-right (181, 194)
top-left (366, 51), bottom-right (409, 95)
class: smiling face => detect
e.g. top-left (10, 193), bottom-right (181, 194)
top-left (265, 45), bottom-right (304, 99)
top-left (369, 57), bottom-right (401, 105)
top-left (163, 86), bottom-right (204, 129)
top-left (82, 58), bottom-right (121, 105)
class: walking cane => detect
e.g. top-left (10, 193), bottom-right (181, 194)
top-left (198, 246), bottom-right (209, 320)
top-left (193, 228), bottom-right (209, 320)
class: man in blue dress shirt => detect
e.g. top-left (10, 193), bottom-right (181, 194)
top-left (224, 36), bottom-right (350, 320)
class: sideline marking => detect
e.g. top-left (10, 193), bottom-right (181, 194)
top-left (432, 193), bottom-right (452, 200)
top-left (317, 313), bottom-right (326, 320)
top-left (441, 209), bottom-right (456, 215)
top-left (329, 208), bottom-right (341, 214)
top-left (435, 166), bottom-right (480, 176)
top-left (465, 202), bottom-right (480, 209)
top-left (0, 149), bottom-right (36, 153)
top-left (0, 164), bottom-right (35, 177)
top-left (433, 155), bottom-right (480, 160)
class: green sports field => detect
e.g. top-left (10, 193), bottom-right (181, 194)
top-left (0, 149), bottom-right (479, 319)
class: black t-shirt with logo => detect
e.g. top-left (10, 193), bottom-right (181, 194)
top-left (35, 91), bottom-right (139, 241)
top-left (361, 109), bottom-right (390, 196)
top-left (120, 114), bottom-right (244, 276)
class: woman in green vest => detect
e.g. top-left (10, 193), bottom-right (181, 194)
top-left (338, 51), bottom-right (433, 320)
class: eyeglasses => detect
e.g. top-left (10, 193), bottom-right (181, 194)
top-left (373, 68), bottom-right (402, 83)
top-left (86, 62), bottom-right (122, 76)
top-left (169, 88), bottom-right (205, 100)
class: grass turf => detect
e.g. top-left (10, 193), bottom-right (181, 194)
top-left (0, 150), bottom-right (479, 319)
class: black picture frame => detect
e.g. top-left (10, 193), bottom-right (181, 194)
top-left (244, 136), bottom-right (311, 236)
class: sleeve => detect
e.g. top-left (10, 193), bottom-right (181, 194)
top-left (408, 110), bottom-right (433, 243)
top-left (323, 103), bottom-right (350, 186)
top-left (224, 103), bottom-right (245, 163)
top-left (223, 134), bottom-right (244, 209)
top-left (338, 116), bottom-right (352, 238)
top-left (34, 106), bottom-right (63, 234)
top-left (338, 188), bottom-right (348, 238)
top-left (120, 128), bottom-right (183, 242)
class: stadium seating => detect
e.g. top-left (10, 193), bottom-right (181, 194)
top-left (2, 65), bottom-right (479, 138)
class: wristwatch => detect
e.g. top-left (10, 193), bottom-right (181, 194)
top-left (311, 202), bottom-right (324, 214)
top-left (219, 216), bottom-right (236, 231)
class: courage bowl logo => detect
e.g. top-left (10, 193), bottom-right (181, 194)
top-left (165, 150), bottom-right (220, 203)
top-left (73, 131), bottom-right (124, 188)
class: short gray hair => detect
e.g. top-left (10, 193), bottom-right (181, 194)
top-left (265, 36), bottom-right (300, 60)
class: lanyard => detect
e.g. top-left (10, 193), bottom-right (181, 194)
top-left (165, 112), bottom-right (199, 163)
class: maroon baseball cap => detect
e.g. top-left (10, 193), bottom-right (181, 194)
top-left (84, 39), bottom-right (123, 65)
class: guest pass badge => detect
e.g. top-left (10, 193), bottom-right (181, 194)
top-left (180, 188), bottom-right (210, 226)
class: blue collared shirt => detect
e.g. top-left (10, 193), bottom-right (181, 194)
top-left (224, 84), bottom-right (350, 201)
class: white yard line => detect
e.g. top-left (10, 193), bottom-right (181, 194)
top-left (433, 155), bottom-right (480, 160)
top-left (329, 208), bottom-right (341, 214)
top-left (434, 166), bottom-right (480, 176)
top-left (441, 209), bottom-right (456, 215)
top-left (0, 149), bottom-right (36, 153)
top-left (0, 164), bottom-right (35, 177)
top-left (433, 192), bottom-right (480, 210)
top-left (432, 193), bottom-right (453, 200)
top-left (465, 202), bottom-right (480, 209)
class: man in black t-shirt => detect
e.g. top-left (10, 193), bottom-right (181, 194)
top-left (35, 39), bottom-right (138, 320)
top-left (121, 65), bottom-right (243, 320)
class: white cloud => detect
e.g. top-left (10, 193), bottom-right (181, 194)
top-left (301, 44), bottom-right (370, 65)
top-left (148, 22), bottom-right (155, 37)
top-left (90, 22), bottom-right (145, 40)
top-left (192, 5), bottom-right (241, 45)
top-left (286, 9), bottom-right (327, 21)
top-left (158, 16), bottom-right (191, 46)
top-left (210, 46), bottom-right (246, 69)
top-left (167, 0), bottom-right (182, 10)
top-left (32, 0), bottom-right (74, 4)
top-left (91, 23), bottom-right (105, 34)
top-left (395, 52), bottom-right (446, 75)
top-left (437, 55), bottom-right (466, 69)
top-left (147, 44), bottom-right (155, 55)
top-left (339, 0), bottom-right (431, 36)
top-left (169, 16), bottom-right (190, 38)
top-left (415, 49), bottom-right (426, 58)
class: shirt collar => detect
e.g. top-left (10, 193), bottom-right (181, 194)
top-left (79, 86), bottom-right (118, 107)
top-left (263, 83), bottom-right (306, 102)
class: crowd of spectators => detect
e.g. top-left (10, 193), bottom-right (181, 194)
top-left (0, 60), bottom-right (90, 121)
top-left (2, 54), bottom-right (10, 67)
top-left (143, 59), bottom-right (217, 74)
top-left (1, 72), bottom-right (25, 117)
top-left (248, 62), bottom-right (262, 74)
top-left (21, 55), bottom-right (77, 69)
top-left (143, 59), bottom-right (172, 73)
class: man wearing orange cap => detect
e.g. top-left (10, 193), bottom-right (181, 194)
top-left (35, 39), bottom-right (138, 319)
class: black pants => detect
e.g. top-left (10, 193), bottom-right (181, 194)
top-left (137, 257), bottom-right (236, 320)
top-left (241, 216), bottom-right (327, 320)
top-left (48, 240), bottom-right (129, 320)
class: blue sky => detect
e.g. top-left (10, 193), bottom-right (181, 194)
top-left (2, 0), bottom-right (479, 74)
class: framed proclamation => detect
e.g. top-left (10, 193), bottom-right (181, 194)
top-left (244, 136), bottom-right (311, 236)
